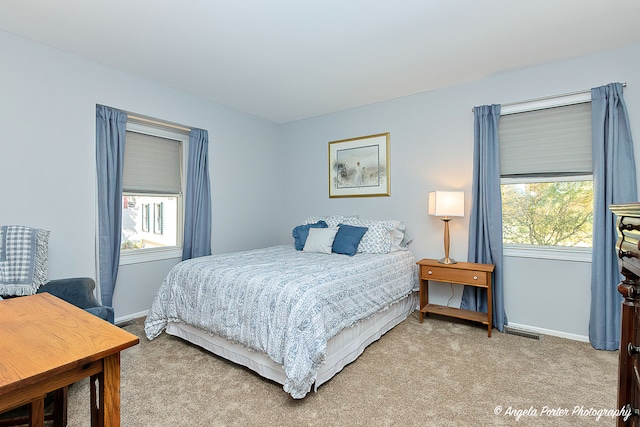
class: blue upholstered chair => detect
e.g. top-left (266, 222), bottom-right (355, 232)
top-left (0, 226), bottom-right (114, 323)
top-left (36, 277), bottom-right (115, 324)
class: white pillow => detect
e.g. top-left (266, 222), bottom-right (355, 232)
top-left (388, 220), bottom-right (408, 251)
top-left (303, 227), bottom-right (338, 254)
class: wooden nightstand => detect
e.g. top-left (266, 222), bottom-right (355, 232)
top-left (417, 258), bottom-right (495, 337)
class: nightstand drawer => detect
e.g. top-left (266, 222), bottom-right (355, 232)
top-left (420, 265), bottom-right (487, 286)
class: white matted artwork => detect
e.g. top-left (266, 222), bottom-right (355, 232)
top-left (328, 132), bottom-right (390, 198)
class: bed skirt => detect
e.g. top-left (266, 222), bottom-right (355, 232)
top-left (166, 292), bottom-right (417, 392)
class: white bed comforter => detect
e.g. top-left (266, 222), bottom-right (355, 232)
top-left (144, 245), bottom-right (416, 398)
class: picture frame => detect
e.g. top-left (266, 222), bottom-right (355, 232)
top-left (328, 132), bottom-right (390, 198)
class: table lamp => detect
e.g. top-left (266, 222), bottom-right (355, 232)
top-left (428, 191), bottom-right (464, 264)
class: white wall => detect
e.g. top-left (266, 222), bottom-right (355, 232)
top-left (277, 43), bottom-right (640, 340)
top-left (0, 31), bottom-right (283, 320)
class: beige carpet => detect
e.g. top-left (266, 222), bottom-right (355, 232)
top-left (66, 314), bottom-right (619, 426)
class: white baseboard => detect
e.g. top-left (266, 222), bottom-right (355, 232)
top-left (507, 322), bottom-right (589, 343)
top-left (115, 310), bottom-right (589, 343)
top-left (115, 309), bottom-right (148, 325)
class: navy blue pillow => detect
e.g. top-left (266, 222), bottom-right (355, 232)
top-left (292, 221), bottom-right (328, 250)
top-left (332, 224), bottom-right (368, 256)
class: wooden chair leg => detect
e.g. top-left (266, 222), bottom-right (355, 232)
top-left (0, 386), bottom-right (68, 427)
top-left (90, 373), bottom-right (104, 427)
top-left (50, 386), bottom-right (68, 427)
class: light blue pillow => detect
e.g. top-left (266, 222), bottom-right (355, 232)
top-left (332, 224), bottom-right (368, 256)
top-left (292, 221), bottom-right (328, 250)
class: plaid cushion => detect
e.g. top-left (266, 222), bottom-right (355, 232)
top-left (0, 225), bottom-right (49, 296)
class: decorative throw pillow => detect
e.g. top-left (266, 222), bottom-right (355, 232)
top-left (342, 218), bottom-right (395, 254)
top-left (292, 221), bottom-right (328, 250)
top-left (303, 227), bottom-right (338, 254)
top-left (0, 226), bottom-right (50, 296)
top-left (302, 216), bottom-right (326, 225)
top-left (303, 215), bottom-right (347, 228)
top-left (332, 224), bottom-right (368, 256)
top-left (358, 223), bottom-right (394, 254)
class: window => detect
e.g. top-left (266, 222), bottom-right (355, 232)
top-left (154, 202), bottom-right (164, 235)
top-left (141, 203), bottom-right (150, 232)
top-left (120, 119), bottom-right (187, 264)
top-left (499, 95), bottom-right (593, 260)
top-left (501, 177), bottom-right (593, 246)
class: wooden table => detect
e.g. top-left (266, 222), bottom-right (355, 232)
top-left (0, 293), bottom-right (139, 427)
top-left (417, 258), bottom-right (495, 337)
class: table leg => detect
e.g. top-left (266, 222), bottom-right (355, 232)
top-left (419, 279), bottom-right (424, 323)
top-left (29, 396), bottom-right (45, 427)
top-left (487, 272), bottom-right (493, 338)
top-left (419, 279), bottom-right (429, 323)
top-left (102, 353), bottom-right (122, 427)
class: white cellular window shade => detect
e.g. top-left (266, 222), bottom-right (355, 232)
top-left (499, 102), bottom-right (592, 177)
top-left (123, 131), bottom-right (182, 193)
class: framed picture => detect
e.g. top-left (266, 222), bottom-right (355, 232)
top-left (328, 132), bottom-right (390, 198)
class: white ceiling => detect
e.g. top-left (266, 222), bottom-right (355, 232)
top-left (2, 0), bottom-right (640, 123)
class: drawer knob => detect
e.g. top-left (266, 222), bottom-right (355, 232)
top-left (621, 222), bottom-right (640, 232)
top-left (620, 250), bottom-right (635, 259)
top-left (629, 342), bottom-right (640, 356)
top-left (428, 270), bottom-right (433, 275)
top-left (473, 276), bottom-right (478, 280)
top-left (624, 404), bottom-right (640, 418)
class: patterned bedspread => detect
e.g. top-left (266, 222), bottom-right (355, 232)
top-left (144, 245), bottom-right (417, 398)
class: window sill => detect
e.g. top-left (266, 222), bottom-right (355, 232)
top-left (503, 245), bottom-right (591, 263)
top-left (120, 247), bottom-right (183, 265)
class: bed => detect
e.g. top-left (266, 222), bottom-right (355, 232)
top-left (144, 216), bottom-right (417, 398)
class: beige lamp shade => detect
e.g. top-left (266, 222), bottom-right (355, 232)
top-left (428, 191), bottom-right (465, 218)
top-left (428, 190), bottom-right (464, 264)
